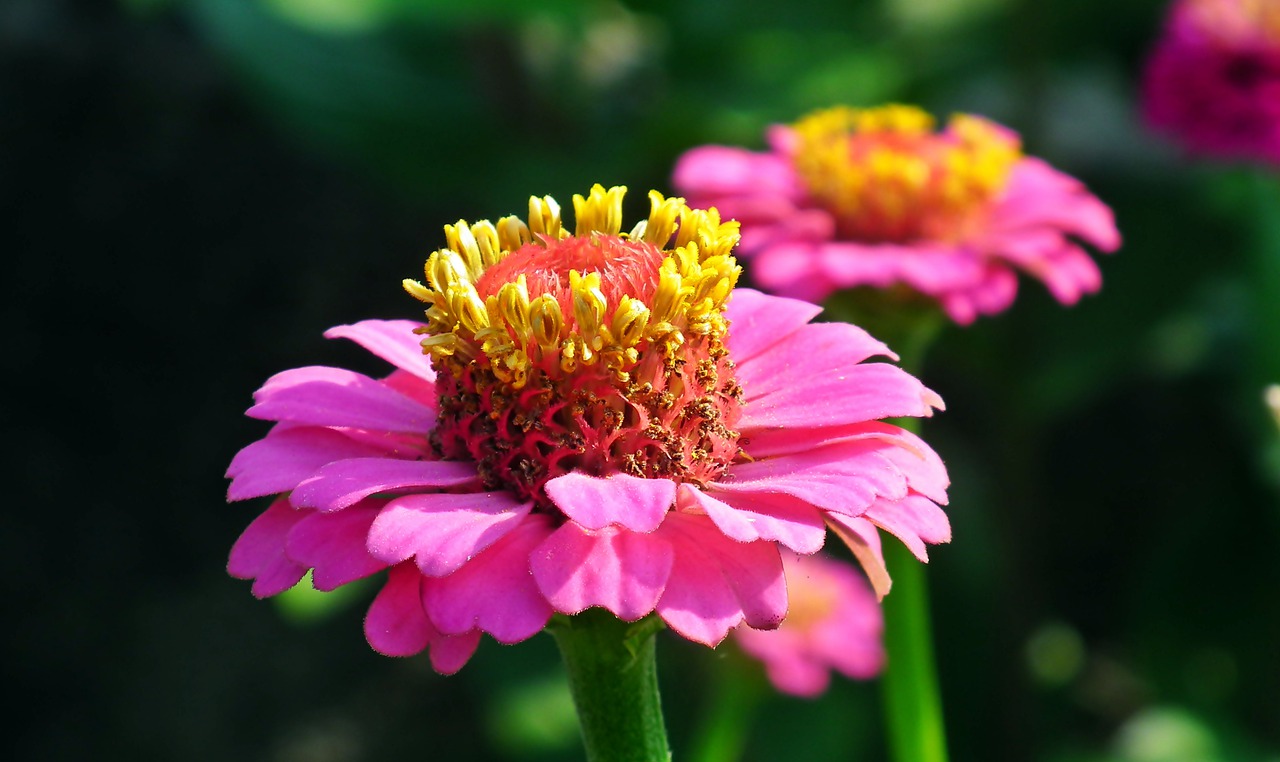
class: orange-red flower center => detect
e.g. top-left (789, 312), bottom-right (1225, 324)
top-left (405, 186), bottom-right (746, 507)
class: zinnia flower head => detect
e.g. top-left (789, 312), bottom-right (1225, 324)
top-left (672, 104), bottom-right (1121, 324)
top-left (733, 550), bottom-right (884, 698)
top-left (226, 185), bottom-right (949, 674)
top-left (1143, 0), bottom-right (1280, 165)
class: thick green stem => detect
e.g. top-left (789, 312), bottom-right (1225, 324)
top-left (549, 609), bottom-right (671, 762)
top-left (880, 538), bottom-right (949, 762)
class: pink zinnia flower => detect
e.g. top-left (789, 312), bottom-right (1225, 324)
top-left (672, 104), bottom-right (1121, 324)
top-left (1143, 0), bottom-right (1280, 165)
top-left (733, 550), bottom-right (884, 698)
top-left (225, 185), bottom-right (949, 673)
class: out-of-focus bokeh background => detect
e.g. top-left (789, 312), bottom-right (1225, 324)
top-left (7, 0), bottom-right (1280, 759)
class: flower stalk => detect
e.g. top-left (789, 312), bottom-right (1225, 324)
top-left (880, 537), bottom-right (949, 762)
top-left (829, 293), bottom-right (950, 762)
top-left (549, 609), bottom-right (671, 762)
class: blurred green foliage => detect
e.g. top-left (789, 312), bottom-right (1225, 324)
top-left (7, 0), bottom-right (1280, 759)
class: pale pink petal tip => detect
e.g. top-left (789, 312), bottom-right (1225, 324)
top-left (531, 522), bottom-right (674, 621)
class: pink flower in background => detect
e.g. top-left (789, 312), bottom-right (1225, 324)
top-left (1143, 0), bottom-right (1280, 165)
top-left (733, 550), bottom-right (884, 698)
top-left (672, 105), bottom-right (1120, 324)
top-left (226, 185), bottom-right (948, 673)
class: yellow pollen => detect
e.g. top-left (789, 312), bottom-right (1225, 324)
top-left (403, 184), bottom-right (742, 390)
top-left (789, 104), bottom-right (1023, 242)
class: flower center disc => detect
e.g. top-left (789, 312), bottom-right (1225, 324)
top-left (789, 105), bottom-right (1023, 243)
top-left (404, 186), bottom-right (746, 507)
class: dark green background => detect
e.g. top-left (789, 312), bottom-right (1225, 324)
top-left (7, 0), bottom-right (1279, 759)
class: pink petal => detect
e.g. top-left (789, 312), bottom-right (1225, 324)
top-left (716, 440), bottom-right (911, 516)
top-left (850, 423), bottom-right (950, 504)
top-left (545, 472), bottom-right (675, 533)
top-left (874, 243), bottom-right (986, 294)
top-left (737, 321), bottom-right (895, 393)
top-left (680, 484), bottom-right (827, 554)
top-left (960, 264), bottom-right (1020, 318)
top-left (428, 630), bottom-right (483, 675)
top-left (654, 513), bottom-right (786, 646)
top-left (737, 630), bottom-right (833, 697)
top-left (285, 502), bottom-right (386, 591)
top-left (738, 362), bottom-right (943, 435)
top-left (367, 491), bottom-right (533, 577)
top-left (380, 368), bottom-right (438, 410)
top-left (998, 159), bottom-right (1121, 251)
top-left (364, 563), bottom-right (433, 657)
top-left (226, 426), bottom-right (386, 501)
top-left (813, 613), bottom-right (885, 681)
top-left (248, 366), bottom-right (435, 433)
top-left (739, 422), bottom-right (949, 507)
top-left (748, 243), bottom-right (841, 303)
top-left (939, 291), bottom-right (980, 325)
top-left (530, 522), bottom-right (674, 621)
top-left (291, 458), bottom-right (480, 512)
top-left (227, 498), bottom-right (308, 598)
top-left (735, 419), bottom-right (896, 459)
top-left (861, 494), bottom-right (951, 562)
top-left (1033, 244), bottom-right (1104, 304)
top-left (671, 146), bottom-right (801, 200)
top-left (324, 320), bottom-right (436, 383)
top-left (364, 566), bottom-right (483, 673)
top-left (423, 514), bottom-right (555, 644)
top-left (826, 514), bottom-right (890, 599)
top-left (724, 288), bottom-right (823, 364)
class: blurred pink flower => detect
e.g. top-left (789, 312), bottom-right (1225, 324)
top-left (733, 550), bottom-right (884, 697)
top-left (226, 186), bottom-right (948, 673)
top-left (1143, 0), bottom-right (1280, 165)
top-left (672, 105), bottom-right (1120, 324)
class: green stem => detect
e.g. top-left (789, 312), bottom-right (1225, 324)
top-left (880, 537), bottom-right (949, 762)
top-left (549, 609), bottom-right (671, 762)
top-left (688, 650), bottom-right (767, 762)
top-left (825, 290), bottom-right (950, 762)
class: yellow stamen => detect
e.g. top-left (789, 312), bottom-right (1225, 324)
top-left (404, 185), bottom-right (741, 390)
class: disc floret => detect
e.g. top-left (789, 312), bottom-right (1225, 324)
top-left (403, 185), bottom-right (744, 504)
top-left (790, 104), bottom-right (1023, 243)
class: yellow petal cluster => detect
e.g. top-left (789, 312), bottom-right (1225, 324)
top-left (790, 104), bottom-right (1022, 241)
top-left (403, 185), bottom-right (741, 389)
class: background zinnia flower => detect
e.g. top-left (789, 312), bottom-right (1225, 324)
top-left (1143, 0), bottom-right (1280, 165)
top-left (672, 104), bottom-right (1121, 324)
top-left (733, 550), bottom-right (884, 698)
top-left (226, 185), bottom-right (949, 672)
